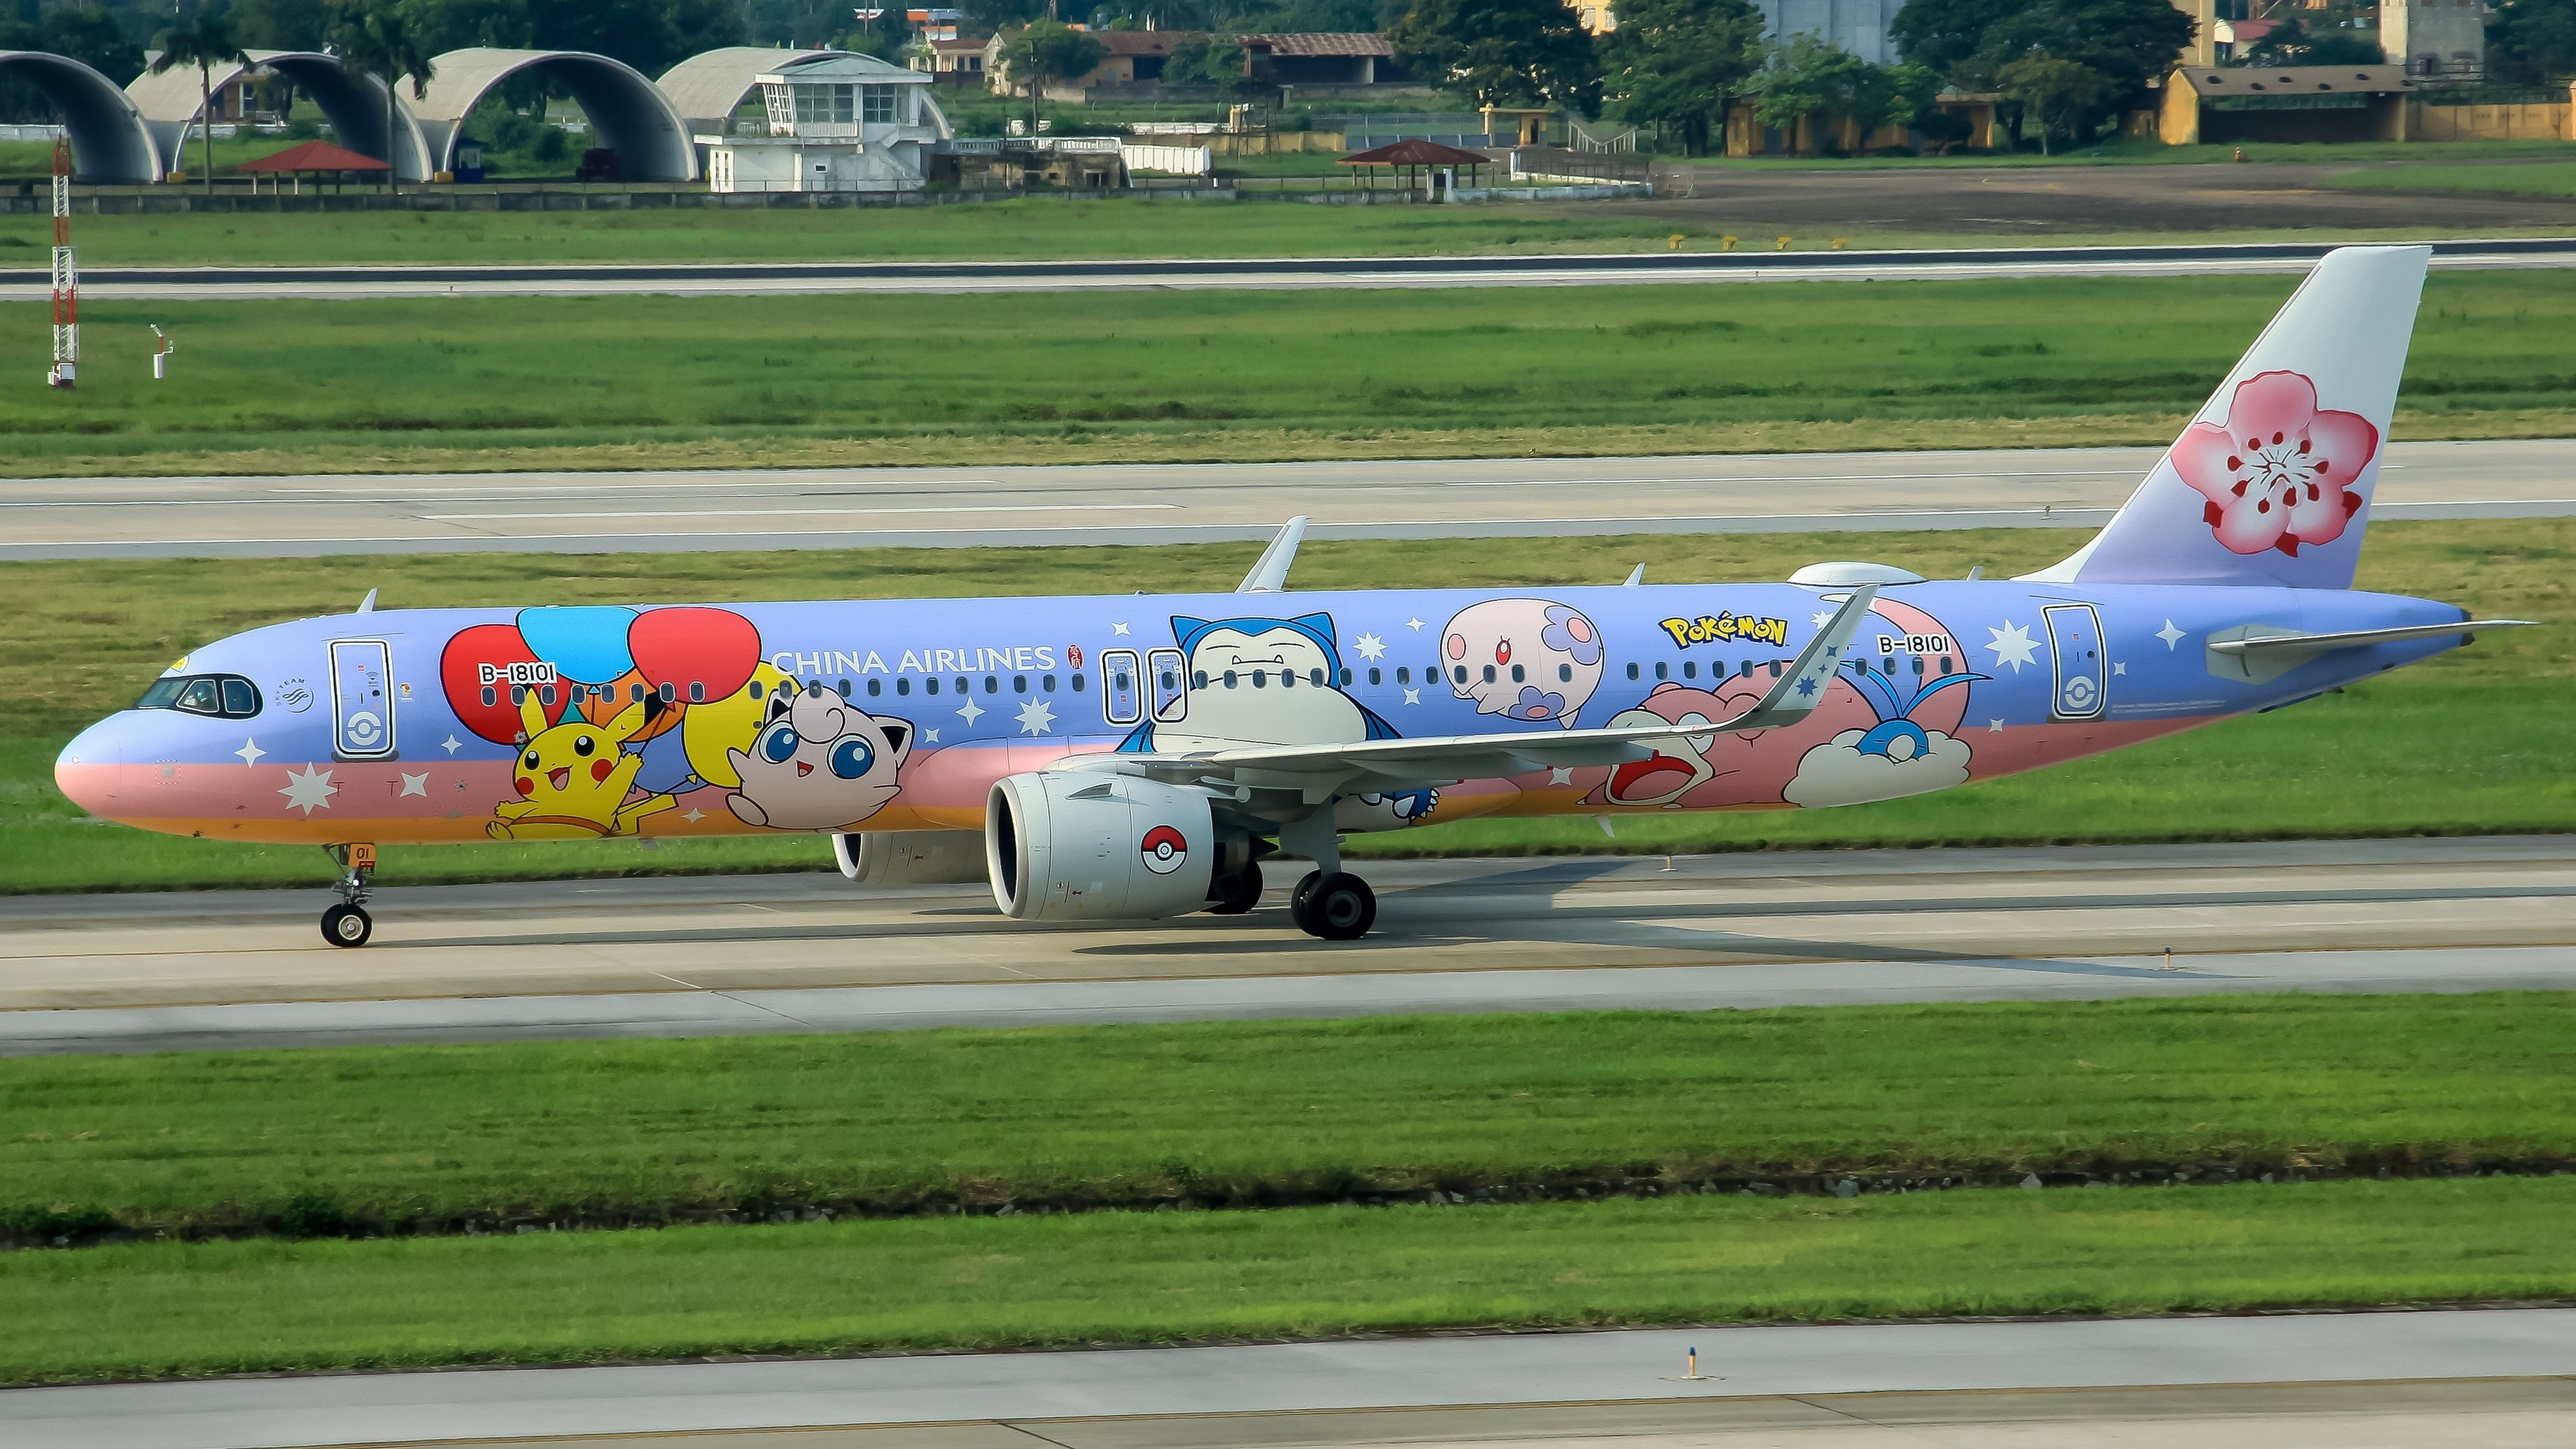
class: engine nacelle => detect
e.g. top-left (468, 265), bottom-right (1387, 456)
top-left (986, 771), bottom-right (1217, 921)
top-left (833, 829), bottom-right (988, 885)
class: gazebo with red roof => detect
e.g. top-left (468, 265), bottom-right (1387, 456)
top-left (238, 140), bottom-right (390, 195)
top-left (1340, 137), bottom-right (1490, 199)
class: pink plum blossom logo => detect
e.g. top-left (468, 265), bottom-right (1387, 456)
top-left (2170, 370), bottom-right (2377, 558)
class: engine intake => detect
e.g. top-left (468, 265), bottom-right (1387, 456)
top-left (986, 771), bottom-right (1216, 921)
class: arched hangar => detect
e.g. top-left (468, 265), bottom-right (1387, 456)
top-left (406, 48), bottom-right (696, 182)
top-left (0, 51), bottom-right (162, 183)
top-left (126, 50), bottom-right (436, 182)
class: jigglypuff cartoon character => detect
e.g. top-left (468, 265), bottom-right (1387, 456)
top-left (726, 683), bottom-right (914, 831)
top-left (1118, 613), bottom-right (1399, 754)
top-left (487, 692), bottom-right (676, 840)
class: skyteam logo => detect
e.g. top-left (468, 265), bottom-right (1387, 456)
top-left (1139, 824), bottom-right (1188, 875)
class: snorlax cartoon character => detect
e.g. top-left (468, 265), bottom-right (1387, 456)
top-left (1120, 613), bottom-right (1401, 754)
top-left (487, 692), bottom-right (676, 840)
top-left (726, 682), bottom-right (914, 831)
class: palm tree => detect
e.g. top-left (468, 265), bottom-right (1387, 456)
top-left (333, 9), bottom-right (434, 194)
top-left (150, 10), bottom-right (252, 197)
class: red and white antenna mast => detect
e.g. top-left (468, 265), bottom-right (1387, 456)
top-left (48, 133), bottom-right (75, 389)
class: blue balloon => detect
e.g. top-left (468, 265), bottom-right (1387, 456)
top-left (628, 721), bottom-right (699, 796)
top-left (517, 606), bottom-right (637, 684)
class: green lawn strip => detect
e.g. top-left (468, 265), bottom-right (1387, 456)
top-left (7, 994), bottom-right (2571, 1241)
top-left (5, 1178), bottom-right (2569, 1385)
top-left (3, 520), bottom-right (2564, 894)
top-left (2323, 161), bottom-right (2576, 197)
top-left (5, 274), bottom-right (2576, 478)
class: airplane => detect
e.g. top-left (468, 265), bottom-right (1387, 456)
top-left (54, 244), bottom-right (2532, 948)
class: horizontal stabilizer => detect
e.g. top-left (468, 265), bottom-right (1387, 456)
top-left (2205, 618), bottom-right (2533, 682)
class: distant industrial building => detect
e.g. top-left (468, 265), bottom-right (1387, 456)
top-left (1239, 34), bottom-right (1413, 90)
top-left (1749, 0), bottom-right (1909, 65)
top-left (2382, 0), bottom-right (2485, 80)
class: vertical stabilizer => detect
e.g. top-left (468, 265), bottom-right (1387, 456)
top-left (2023, 245), bottom-right (2429, 589)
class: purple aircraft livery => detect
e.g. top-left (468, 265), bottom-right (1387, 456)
top-left (54, 246), bottom-right (2530, 945)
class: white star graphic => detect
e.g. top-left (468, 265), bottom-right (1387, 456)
top-left (2156, 620), bottom-right (2187, 650)
top-left (2112, 661), bottom-right (2127, 676)
top-left (278, 765), bottom-right (337, 815)
top-left (1016, 699), bottom-right (1056, 736)
top-left (1111, 621), bottom-right (1132, 636)
top-left (1548, 766), bottom-right (1574, 785)
top-left (922, 727), bottom-right (941, 744)
top-left (399, 772), bottom-right (429, 797)
top-left (1405, 617), bottom-right (1426, 632)
top-left (682, 806), bottom-right (706, 823)
top-left (234, 738), bottom-right (265, 767)
top-left (1985, 621), bottom-right (2040, 674)
top-left (956, 697), bottom-right (985, 724)
top-left (440, 734), bottom-right (464, 755)
top-left (1354, 632), bottom-right (1386, 661)
top-left (1812, 610), bottom-right (1836, 628)
top-left (1402, 687), bottom-right (1421, 706)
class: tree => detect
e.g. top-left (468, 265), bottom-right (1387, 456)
top-left (331, 5), bottom-right (436, 194)
top-left (1001, 21), bottom-right (1107, 128)
top-left (1895, 0), bottom-right (2189, 101)
top-left (150, 10), bottom-right (252, 196)
top-left (1740, 33), bottom-right (1873, 144)
top-left (1996, 50), bottom-right (2106, 154)
top-left (1390, 0), bottom-right (1602, 116)
top-left (40, 7), bottom-right (146, 85)
top-left (231, 0), bottom-right (334, 52)
top-left (1598, 0), bottom-right (1763, 155)
top-left (2486, 0), bottom-right (2576, 86)
top-left (2243, 18), bottom-right (2383, 67)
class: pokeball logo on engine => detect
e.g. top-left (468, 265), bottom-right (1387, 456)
top-left (1139, 824), bottom-right (1188, 875)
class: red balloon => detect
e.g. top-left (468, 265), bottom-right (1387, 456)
top-left (440, 623), bottom-right (569, 745)
top-left (627, 607), bottom-right (760, 703)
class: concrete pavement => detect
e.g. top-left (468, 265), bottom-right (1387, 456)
top-left (5, 438), bottom-right (2570, 559)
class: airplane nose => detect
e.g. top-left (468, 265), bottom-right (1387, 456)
top-left (55, 716), bottom-right (127, 820)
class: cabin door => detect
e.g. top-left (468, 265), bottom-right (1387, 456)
top-left (2042, 605), bottom-right (2107, 721)
top-left (329, 639), bottom-right (398, 759)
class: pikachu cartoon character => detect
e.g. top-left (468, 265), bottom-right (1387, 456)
top-left (487, 692), bottom-right (676, 841)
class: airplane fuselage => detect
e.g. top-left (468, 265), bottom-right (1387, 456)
top-left (56, 578), bottom-right (2466, 848)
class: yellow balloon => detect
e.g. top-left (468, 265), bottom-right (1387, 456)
top-left (685, 662), bottom-right (789, 790)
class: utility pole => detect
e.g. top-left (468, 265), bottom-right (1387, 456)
top-left (48, 133), bottom-right (76, 389)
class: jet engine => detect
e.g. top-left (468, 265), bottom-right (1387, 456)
top-left (832, 829), bottom-right (989, 885)
top-left (986, 771), bottom-right (1220, 921)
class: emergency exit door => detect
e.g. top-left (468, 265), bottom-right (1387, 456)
top-left (2043, 605), bottom-right (2107, 721)
top-left (330, 639), bottom-right (397, 759)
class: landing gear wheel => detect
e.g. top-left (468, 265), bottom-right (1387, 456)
top-left (320, 903), bottom-right (374, 949)
top-left (1289, 870), bottom-right (1324, 932)
top-left (1296, 871), bottom-right (1376, 941)
top-left (1207, 860), bottom-right (1264, 915)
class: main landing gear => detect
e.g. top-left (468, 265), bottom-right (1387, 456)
top-left (1290, 870), bottom-right (1376, 941)
top-left (321, 843), bottom-right (376, 948)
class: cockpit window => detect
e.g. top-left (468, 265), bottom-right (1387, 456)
top-left (135, 674), bottom-right (263, 719)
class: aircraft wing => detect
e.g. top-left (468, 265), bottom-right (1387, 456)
top-left (1089, 586), bottom-right (1879, 800)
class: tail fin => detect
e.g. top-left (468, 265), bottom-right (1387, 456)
top-left (2024, 245), bottom-right (2429, 589)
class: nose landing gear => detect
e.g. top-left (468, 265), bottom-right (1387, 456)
top-left (321, 843), bottom-right (376, 948)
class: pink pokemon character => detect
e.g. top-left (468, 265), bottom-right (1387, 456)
top-left (726, 685), bottom-right (913, 831)
top-left (1441, 598), bottom-right (1605, 727)
top-left (2171, 370), bottom-right (2377, 558)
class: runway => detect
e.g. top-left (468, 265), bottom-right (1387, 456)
top-left (7, 1309), bottom-right (2571, 1449)
top-left (5, 438), bottom-right (2571, 560)
top-left (3, 236), bottom-right (2573, 301)
top-left (7, 836), bottom-right (2571, 1054)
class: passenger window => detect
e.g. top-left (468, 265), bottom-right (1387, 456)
top-left (1510, 664), bottom-right (1524, 683)
top-left (954, 677), bottom-right (968, 696)
top-left (1312, 668), bottom-right (1327, 687)
top-left (1557, 664), bottom-right (1571, 682)
top-left (1369, 668), bottom-right (1382, 685)
top-left (1224, 670), bottom-right (1239, 689)
top-left (1769, 660), bottom-right (1784, 677)
top-left (867, 678), bottom-right (882, 696)
top-left (896, 677), bottom-right (912, 696)
top-left (631, 682), bottom-right (647, 702)
top-left (657, 682), bottom-right (676, 703)
top-left (1454, 665), bottom-right (1469, 684)
top-left (1654, 662), bottom-right (1669, 681)
top-left (1041, 674), bottom-right (1056, 692)
top-left (984, 676), bottom-right (998, 694)
top-left (1397, 667), bottom-right (1410, 685)
top-left (1338, 668), bottom-right (1351, 685)
top-left (1912, 656), bottom-right (1925, 676)
top-left (1481, 665), bottom-right (1496, 683)
top-left (691, 681), bottom-right (708, 703)
top-left (1625, 663), bottom-right (1639, 681)
top-left (1682, 662), bottom-right (1696, 680)
top-left (480, 685), bottom-right (497, 708)
top-left (1014, 675), bottom-right (1028, 693)
top-left (1252, 670), bottom-right (1268, 689)
top-left (837, 680), bottom-right (852, 698)
top-left (221, 678), bottom-right (258, 716)
top-left (539, 684), bottom-right (558, 706)
top-left (1740, 660), bottom-right (1753, 677)
top-left (926, 677), bottom-right (941, 695)
top-left (1070, 672), bottom-right (1086, 692)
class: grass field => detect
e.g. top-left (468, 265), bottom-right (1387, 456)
top-left (2326, 160), bottom-right (2576, 197)
top-left (3, 1177), bottom-right (2568, 1384)
top-left (7, 993), bottom-right (2568, 1241)
top-left (5, 274), bottom-right (2576, 479)
top-left (4, 519), bottom-right (2566, 892)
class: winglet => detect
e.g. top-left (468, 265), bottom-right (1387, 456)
top-left (1622, 563), bottom-right (1645, 587)
top-left (356, 588), bottom-right (378, 614)
top-left (1237, 516), bottom-right (1308, 594)
top-left (1730, 585), bottom-right (1879, 730)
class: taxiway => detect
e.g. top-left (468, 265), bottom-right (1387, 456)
top-left (5, 836), bottom-right (2570, 1054)
top-left (4, 438), bottom-right (2570, 560)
